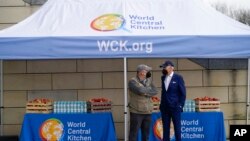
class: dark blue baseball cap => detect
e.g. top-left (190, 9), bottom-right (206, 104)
top-left (160, 60), bottom-right (174, 68)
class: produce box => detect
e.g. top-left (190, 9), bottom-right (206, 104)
top-left (194, 96), bottom-right (220, 112)
top-left (87, 98), bottom-right (112, 113)
top-left (26, 98), bottom-right (53, 113)
top-left (151, 96), bottom-right (160, 112)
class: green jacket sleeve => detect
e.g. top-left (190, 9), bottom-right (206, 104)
top-left (128, 78), bottom-right (158, 97)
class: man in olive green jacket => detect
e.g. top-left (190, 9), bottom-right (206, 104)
top-left (128, 64), bottom-right (158, 141)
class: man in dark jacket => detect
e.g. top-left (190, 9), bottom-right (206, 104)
top-left (159, 60), bottom-right (186, 141)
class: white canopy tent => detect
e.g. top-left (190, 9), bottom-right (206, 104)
top-left (1, 0), bottom-right (250, 59)
top-left (0, 0), bottom-right (250, 139)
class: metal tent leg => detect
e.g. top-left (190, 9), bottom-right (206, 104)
top-left (0, 60), bottom-right (3, 135)
top-left (124, 57), bottom-right (128, 141)
top-left (247, 58), bottom-right (250, 124)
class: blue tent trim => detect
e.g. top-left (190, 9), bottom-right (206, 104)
top-left (0, 35), bottom-right (250, 59)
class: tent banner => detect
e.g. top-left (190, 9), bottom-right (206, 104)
top-left (0, 35), bottom-right (250, 59)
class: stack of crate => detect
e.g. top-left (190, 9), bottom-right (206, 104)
top-left (151, 96), bottom-right (160, 112)
top-left (26, 98), bottom-right (53, 113)
top-left (87, 98), bottom-right (112, 113)
top-left (194, 96), bottom-right (220, 112)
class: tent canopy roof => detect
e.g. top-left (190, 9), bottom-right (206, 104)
top-left (0, 0), bottom-right (250, 59)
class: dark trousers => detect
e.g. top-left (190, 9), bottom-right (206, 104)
top-left (129, 112), bottom-right (152, 141)
top-left (161, 108), bottom-right (182, 141)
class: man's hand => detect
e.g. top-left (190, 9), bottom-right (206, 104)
top-left (146, 71), bottom-right (152, 78)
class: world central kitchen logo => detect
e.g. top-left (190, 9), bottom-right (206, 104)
top-left (90, 14), bottom-right (126, 31)
top-left (90, 13), bottom-right (165, 32)
top-left (153, 118), bottom-right (175, 141)
top-left (40, 118), bottom-right (64, 141)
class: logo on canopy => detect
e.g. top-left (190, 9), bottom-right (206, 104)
top-left (40, 118), bottom-right (64, 141)
top-left (91, 14), bottom-right (126, 31)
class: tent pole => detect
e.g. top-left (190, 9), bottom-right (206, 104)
top-left (247, 58), bottom-right (250, 124)
top-left (0, 60), bottom-right (3, 135)
top-left (123, 1), bottom-right (128, 139)
top-left (124, 57), bottom-right (128, 141)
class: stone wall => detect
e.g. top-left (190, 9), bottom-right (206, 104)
top-left (1, 58), bottom-right (249, 140)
